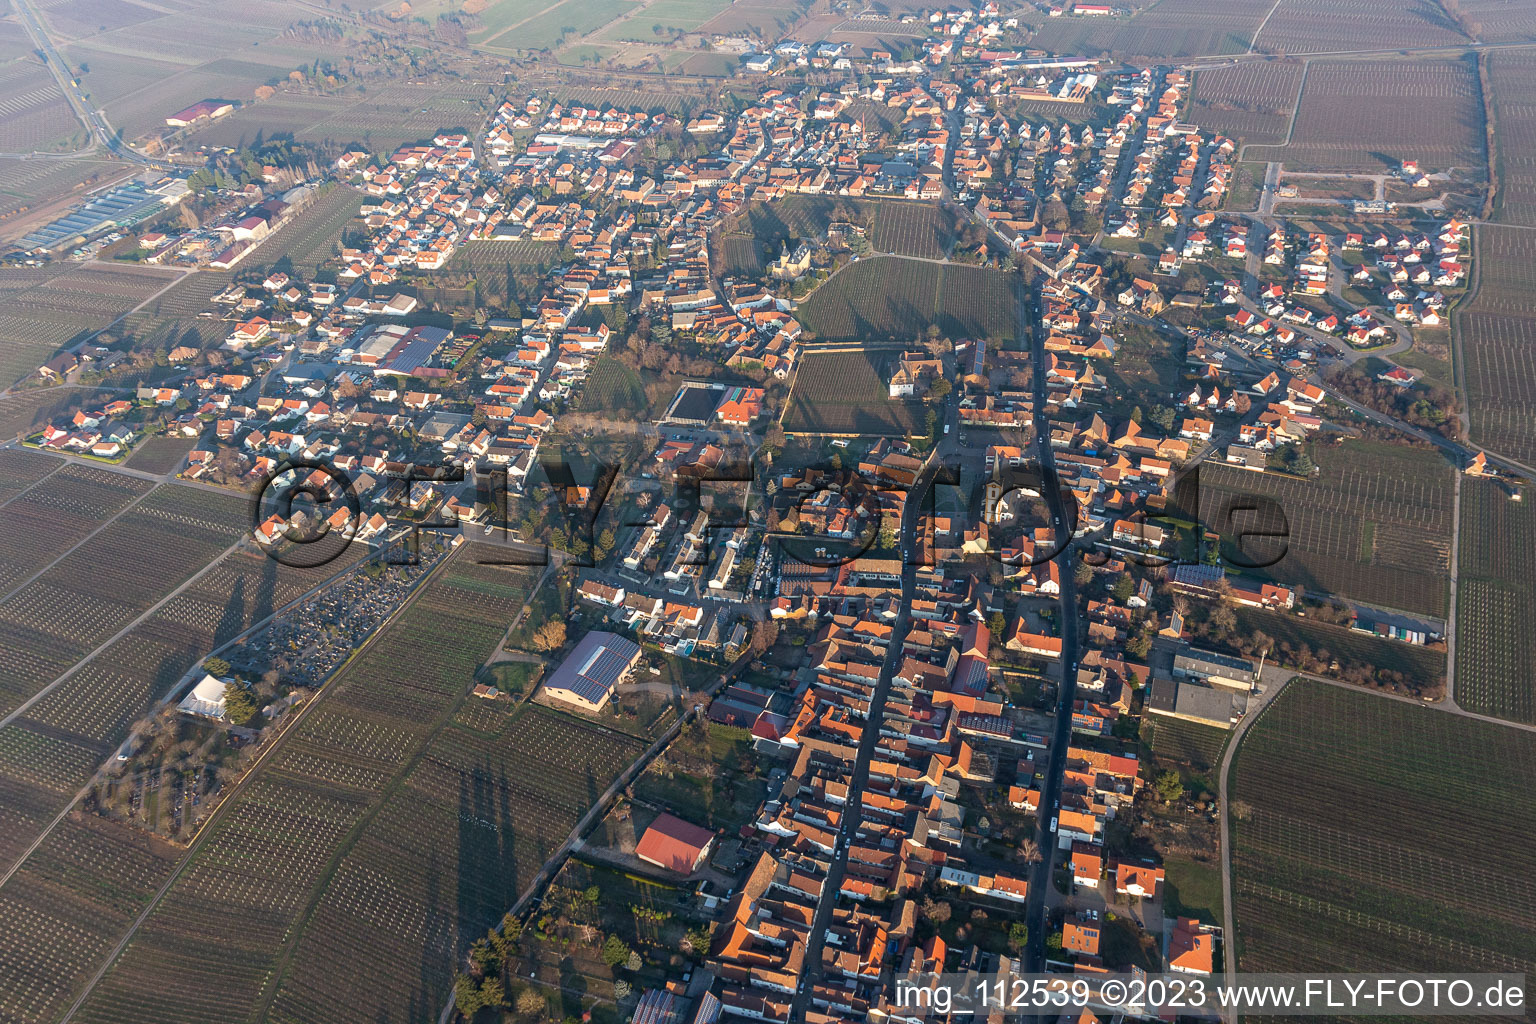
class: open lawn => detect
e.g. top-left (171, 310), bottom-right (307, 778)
top-left (1230, 680), bottom-right (1536, 979)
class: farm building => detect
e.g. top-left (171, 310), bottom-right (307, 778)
top-left (166, 100), bottom-right (234, 127)
top-left (541, 630), bottom-right (641, 712)
top-left (1145, 677), bottom-right (1239, 729)
top-left (635, 812), bottom-right (716, 874)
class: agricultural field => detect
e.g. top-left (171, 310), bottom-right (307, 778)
top-left (1486, 48), bottom-right (1536, 227)
top-left (1187, 61), bottom-right (1305, 145)
top-left (0, 57), bottom-right (84, 153)
top-left (1454, 476), bottom-right (1536, 723)
top-left (56, 554), bottom-right (561, 1024)
top-left (0, 386), bottom-right (116, 438)
top-left (578, 355), bottom-right (647, 416)
top-left (254, 184), bottom-right (363, 276)
top-left (0, 448), bottom-right (61, 505)
top-left (1230, 680), bottom-right (1536, 980)
top-left (0, 462), bottom-right (153, 596)
top-left (0, 262), bottom-right (180, 387)
top-left (1458, 225), bottom-right (1536, 464)
top-left (1458, 0), bottom-right (1536, 43)
top-left (591, 0), bottom-right (731, 42)
top-left (483, 0), bottom-right (639, 51)
top-left (782, 349), bottom-right (926, 436)
top-left (1247, 58), bottom-right (1486, 172)
top-left (1252, 0), bottom-right (1469, 53)
top-left (1023, 0), bottom-right (1275, 59)
top-left (122, 435), bottom-right (196, 475)
top-left (265, 705), bottom-right (646, 1024)
top-left (796, 258), bottom-right (1017, 344)
top-left (1232, 605), bottom-right (1447, 693)
top-left (178, 81), bottom-right (493, 153)
top-left (0, 483), bottom-right (248, 718)
top-left (698, 1), bottom-right (805, 40)
top-left (721, 196), bottom-right (957, 265)
top-left (1197, 439), bottom-right (1455, 618)
top-left (0, 157), bottom-right (130, 232)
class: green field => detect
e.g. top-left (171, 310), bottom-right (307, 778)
top-left (1455, 476), bottom-right (1536, 722)
top-left (796, 258), bottom-right (1017, 343)
top-left (1230, 681), bottom-right (1536, 978)
top-left (482, 0), bottom-right (639, 50)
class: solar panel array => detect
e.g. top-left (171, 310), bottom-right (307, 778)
top-left (547, 630), bottom-right (641, 705)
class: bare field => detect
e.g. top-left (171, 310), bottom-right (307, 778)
top-left (1459, 225), bottom-right (1536, 464)
top-left (1253, 0), bottom-right (1468, 53)
top-left (1024, 0), bottom-right (1274, 59)
top-left (1188, 61), bottom-right (1305, 144)
top-left (1248, 58), bottom-right (1485, 172)
top-left (0, 59), bottom-right (82, 153)
top-left (1487, 48), bottom-right (1536, 227)
top-left (0, 263), bottom-right (180, 387)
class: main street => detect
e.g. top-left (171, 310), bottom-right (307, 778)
top-left (787, 449), bottom-right (944, 1021)
top-left (1019, 282), bottom-right (1083, 982)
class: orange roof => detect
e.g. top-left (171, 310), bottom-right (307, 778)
top-left (634, 812), bottom-right (715, 874)
top-left (1169, 917), bottom-right (1214, 974)
top-left (1063, 918), bottom-right (1100, 956)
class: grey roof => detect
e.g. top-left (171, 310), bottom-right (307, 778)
top-left (1175, 647), bottom-right (1254, 676)
top-left (1174, 681), bottom-right (1236, 725)
top-left (546, 630), bottom-right (641, 705)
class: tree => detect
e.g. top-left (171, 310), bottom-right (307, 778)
top-left (1111, 574), bottom-right (1134, 602)
top-left (929, 377), bottom-right (952, 400)
top-left (1154, 769), bottom-right (1184, 804)
top-left (625, 950), bottom-right (642, 971)
top-left (1018, 838), bottom-right (1042, 863)
top-left (1074, 560), bottom-right (1093, 586)
top-left (987, 611), bottom-right (1007, 640)
top-left (1126, 631), bottom-right (1152, 659)
top-left (530, 619), bottom-right (566, 652)
top-left (601, 934), bottom-right (631, 969)
top-left (920, 897), bottom-right (952, 924)
top-left (203, 656), bottom-right (231, 677)
top-left (1045, 931), bottom-right (1063, 954)
top-left (515, 987), bottom-right (545, 1018)
top-left (478, 977), bottom-right (506, 1011)
top-left (223, 683), bottom-right (257, 726)
top-left (1008, 922), bottom-right (1029, 951)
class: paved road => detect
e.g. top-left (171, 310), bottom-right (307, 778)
top-left (787, 448), bottom-right (944, 1021)
top-left (8, 0), bottom-right (167, 167)
top-left (1019, 282), bottom-right (1084, 983)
